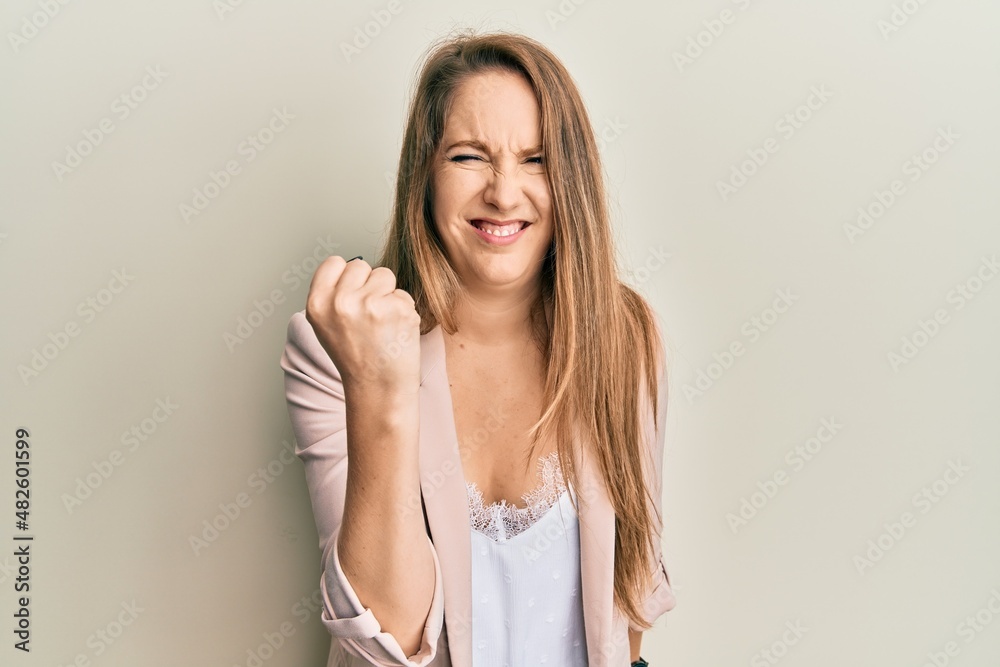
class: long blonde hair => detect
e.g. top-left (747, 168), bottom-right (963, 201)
top-left (376, 29), bottom-right (667, 631)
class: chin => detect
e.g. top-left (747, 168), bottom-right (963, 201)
top-left (473, 260), bottom-right (541, 286)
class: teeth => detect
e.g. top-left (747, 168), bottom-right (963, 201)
top-left (473, 221), bottom-right (524, 237)
top-left (484, 226), bottom-right (518, 237)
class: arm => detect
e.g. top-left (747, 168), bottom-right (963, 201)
top-left (629, 320), bottom-right (678, 633)
top-left (628, 629), bottom-right (642, 662)
top-left (280, 310), bottom-right (444, 666)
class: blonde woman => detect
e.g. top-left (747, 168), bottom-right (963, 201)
top-left (281, 30), bottom-right (676, 667)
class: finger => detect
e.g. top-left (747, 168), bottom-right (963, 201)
top-left (334, 257), bottom-right (374, 293)
top-left (359, 266), bottom-right (399, 298)
top-left (308, 255), bottom-right (349, 303)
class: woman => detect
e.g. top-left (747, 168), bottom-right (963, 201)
top-left (280, 30), bottom-right (676, 667)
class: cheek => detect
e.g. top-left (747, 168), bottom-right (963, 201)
top-left (435, 171), bottom-right (481, 211)
top-left (528, 185), bottom-right (553, 219)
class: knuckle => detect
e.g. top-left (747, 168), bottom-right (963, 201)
top-left (304, 292), bottom-right (321, 314)
top-left (329, 291), bottom-right (354, 318)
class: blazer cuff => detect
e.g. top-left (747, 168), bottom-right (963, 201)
top-left (321, 529), bottom-right (445, 666)
top-left (629, 557), bottom-right (677, 632)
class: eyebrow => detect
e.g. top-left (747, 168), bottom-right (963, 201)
top-left (443, 139), bottom-right (543, 158)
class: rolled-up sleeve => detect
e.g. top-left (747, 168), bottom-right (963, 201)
top-left (629, 326), bottom-right (678, 632)
top-left (280, 309), bottom-right (445, 665)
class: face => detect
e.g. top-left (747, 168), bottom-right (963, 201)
top-left (430, 70), bottom-right (554, 295)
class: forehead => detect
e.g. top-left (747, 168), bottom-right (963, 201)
top-left (442, 70), bottom-right (541, 149)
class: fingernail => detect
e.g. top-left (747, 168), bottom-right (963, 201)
top-left (347, 255), bottom-right (363, 262)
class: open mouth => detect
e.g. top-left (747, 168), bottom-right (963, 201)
top-left (469, 220), bottom-right (530, 237)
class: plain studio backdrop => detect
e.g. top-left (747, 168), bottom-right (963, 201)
top-left (2, 1), bottom-right (999, 665)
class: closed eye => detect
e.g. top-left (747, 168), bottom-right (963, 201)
top-left (450, 154), bottom-right (483, 163)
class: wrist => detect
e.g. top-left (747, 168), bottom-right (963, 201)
top-left (344, 382), bottom-right (418, 418)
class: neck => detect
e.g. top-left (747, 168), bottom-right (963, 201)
top-left (448, 285), bottom-right (549, 349)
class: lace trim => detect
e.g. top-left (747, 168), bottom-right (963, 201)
top-left (467, 451), bottom-right (567, 542)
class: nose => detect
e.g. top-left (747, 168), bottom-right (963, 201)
top-left (482, 167), bottom-right (524, 213)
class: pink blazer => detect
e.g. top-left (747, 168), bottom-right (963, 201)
top-left (280, 309), bottom-right (677, 666)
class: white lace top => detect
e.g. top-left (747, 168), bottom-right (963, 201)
top-left (466, 451), bottom-right (569, 543)
top-left (466, 451), bottom-right (588, 665)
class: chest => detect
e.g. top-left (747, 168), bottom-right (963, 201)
top-left (443, 341), bottom-right (557, 510)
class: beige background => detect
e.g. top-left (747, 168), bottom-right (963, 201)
top-left (2, 0), bottom-right (999, 665)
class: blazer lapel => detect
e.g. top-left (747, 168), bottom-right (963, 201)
top-left (573, 419), bottom-right (618, 667)
top-left (418, 323), bottom-right (473, 666)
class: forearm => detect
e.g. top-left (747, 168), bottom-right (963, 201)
top-left (337, 385), bottom-right (434, 658)
top-left (629, 629), bottom-right (642, 661)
